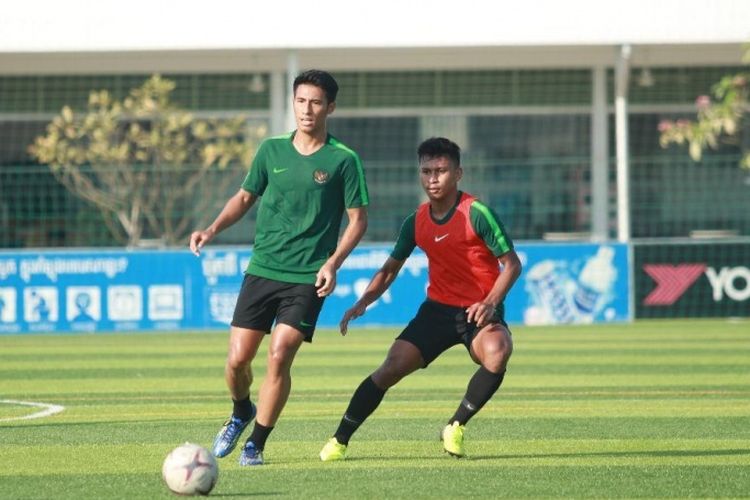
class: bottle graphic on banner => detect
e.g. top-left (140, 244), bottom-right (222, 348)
top-left (573, 246), bottom-right (617, 321)
top-left (525, 260), bottom-right (577, 324)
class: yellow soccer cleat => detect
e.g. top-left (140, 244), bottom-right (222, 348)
top-left (319, 437), bottom-right (347, 462)
top-left (441, 421), bottom-right (466, 458)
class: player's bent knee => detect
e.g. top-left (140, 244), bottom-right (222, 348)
top-left (499, 337), bottom-right (513, 359)
top-left (491, 328), bottom-right (513, 357)
top-left (226, 352), bottom-right (251, 371)
top-left (372, 362), bottom-right (407, 388)
top-left (479, 340), bottom-right (513, 373)
top-left (482, 357), bottom-right (507, 374)
top-left (267, 347), bottom-right (289, 363)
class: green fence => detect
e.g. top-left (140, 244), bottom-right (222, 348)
top-left (1, 66), bottom-right (749, 248)
top-left (2, 154), bottom-right (747, 248)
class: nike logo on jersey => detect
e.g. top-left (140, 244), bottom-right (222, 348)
top-left (434, 234), bottom-right (449, 242)
top-left (300, 320), bottom-right (313, 327)
top-left (272, 167), bottom-right (289, 174)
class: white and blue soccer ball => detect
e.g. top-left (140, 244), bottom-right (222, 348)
top-left (162, 443), bottom-right (218, 496)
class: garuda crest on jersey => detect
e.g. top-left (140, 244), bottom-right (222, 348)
top-left (313, 170), bottom-right (330, 184)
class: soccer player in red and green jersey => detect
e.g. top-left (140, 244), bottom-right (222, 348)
top-left (320, 137), bottom-right (521, 461)
top-left (189, 70), bottom-right (369, 466)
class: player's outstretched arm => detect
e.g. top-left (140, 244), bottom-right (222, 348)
top-left (339, 256), bottom-right (404, 335)
top-left (466, 249), bottom-right (522, 327)
top-left (189, 189), bottom-right (257, 256)
top-left (316, 206), bottom-right (368, 297)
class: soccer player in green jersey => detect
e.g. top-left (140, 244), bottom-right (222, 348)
top-left (319, 137), bottom-right (521, 461)
top-left (189, 69), bottom-right (369, 466)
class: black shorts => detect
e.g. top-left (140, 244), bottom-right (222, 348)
top-left (231, 274), bottom-right (325, 342)
top-left (396, 299), bottom-right (508, 367)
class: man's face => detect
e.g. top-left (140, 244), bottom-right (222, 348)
top-left (419, 155), bottom-right (462, 202)
top-left (293, 83), bottom-right (335, 135)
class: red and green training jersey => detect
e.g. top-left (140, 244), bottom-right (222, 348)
top-left (241, 132), bottom-right (369, 284)
top-left (391, 192), bottom-right (514, 307)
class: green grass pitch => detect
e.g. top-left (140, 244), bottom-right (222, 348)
top-left (1, 319), bottom-right (749, 499)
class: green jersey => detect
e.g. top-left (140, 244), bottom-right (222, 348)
top-left (241, 132), bottom-right (369, 284)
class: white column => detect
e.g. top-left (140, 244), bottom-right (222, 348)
top-left (615, 45), bottom-right (631, 242)
top-left (269, 71), bottom-right (286, 135)
top-left (284, 51), bottom-right (299, 133)
top-left (591, 65), bottom-right (609, 241)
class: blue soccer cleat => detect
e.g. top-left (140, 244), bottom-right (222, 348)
top-left (211, 402), bottom-right (256, 458)
top-left (239, 440), bottom-right (264, 466)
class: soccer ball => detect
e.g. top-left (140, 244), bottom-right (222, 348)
top-left (162, 443), bottom-right (218, 496)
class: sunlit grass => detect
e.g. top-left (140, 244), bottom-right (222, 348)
top-left (1, 319), bottom-right (748, 498)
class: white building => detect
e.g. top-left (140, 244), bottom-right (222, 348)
top-left (1, 0), bottom-right (749, 246)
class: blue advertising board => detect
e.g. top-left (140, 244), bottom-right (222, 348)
top-left (511, 243), bottom-right (631, 325)
top-left (0, 243), bottom-right (630, 334)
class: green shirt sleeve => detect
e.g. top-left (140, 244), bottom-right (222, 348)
top-left (328, 136), bottom-right (369, 208)
top-left (340, 150), bottom-right (369, 209)
top-left (241, 140), bottom-right (269, 195)
top-left (390, 212), bottom-right (417, 261)
top-left (470, 201), bottom-right (514, 257)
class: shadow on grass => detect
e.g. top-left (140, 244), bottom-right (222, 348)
top-left (309, 448), bottom-right (750, 462)
top-left (471, 448), bottom-right (750, 461)
top-left (211, 493), bottom-right (283, 497)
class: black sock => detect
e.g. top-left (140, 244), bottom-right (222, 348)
top-left (449, 366), bottom-right (506, 425)
top-left (232, 395), bottom-right (254, 421)
top-left (248, 422), bottom-right (274, 451)
top-left (333, 376), bottom-right (387, 445)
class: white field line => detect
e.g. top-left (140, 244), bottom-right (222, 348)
top-left (0, 399), bottom-right (65, 421)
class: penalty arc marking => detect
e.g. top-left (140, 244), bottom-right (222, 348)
top-left (0, 399), bottom-right (65, 422)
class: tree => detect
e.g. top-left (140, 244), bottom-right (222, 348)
top-left (29, 75), bottom-right (262, 246)
top-left (658, 52), bottom-right (750, 169)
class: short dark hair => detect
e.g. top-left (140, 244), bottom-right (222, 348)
top-left (293, 69), bottom-right (339, 103)
top-left (417, 137), bottom-right (461, 165)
